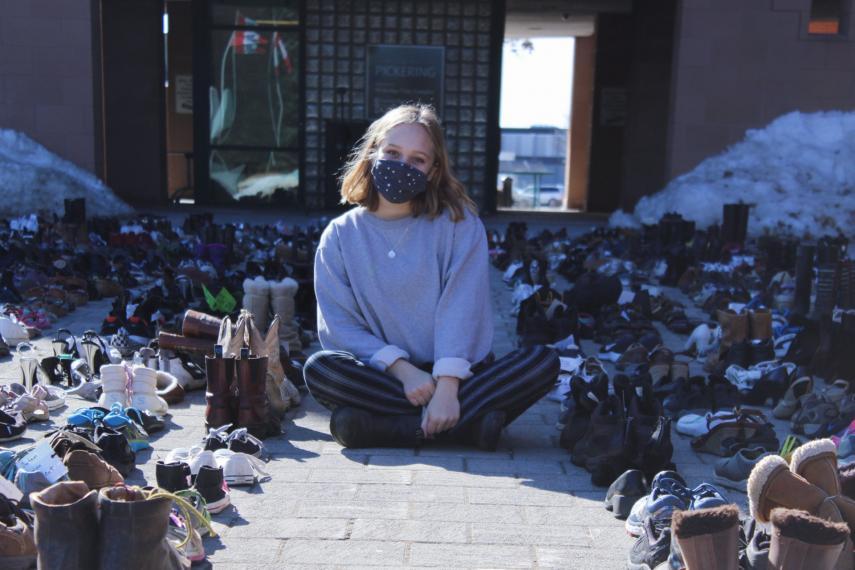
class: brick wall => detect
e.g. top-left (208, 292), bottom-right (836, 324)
top-left (0, 0), bottom-right (96, 172)
top-left (667, 0), bottom-right (855, 180)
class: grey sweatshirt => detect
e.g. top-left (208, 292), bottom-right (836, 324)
top-left (314, 206), bottom-right (494, 380)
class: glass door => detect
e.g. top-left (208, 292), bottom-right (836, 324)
top-left (203, 0), bottom-right (302, 206)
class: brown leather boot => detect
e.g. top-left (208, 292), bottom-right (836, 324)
top-left (749, 309), bottom-right (773, 341)
top-left (748, 455), bottom-right (828, 523)
top-left (236, 351), bottom-right (269, 439)
top-left (768, 508), bottom-right (848, 570)
top-left (717, 309), bottom-right (749, 350)
top-left (181, 310), bottom-right (222, 340)
top-left (204, 350), bottom-right (237, 429)
top-left (791, 438), bottom-right (841, 496)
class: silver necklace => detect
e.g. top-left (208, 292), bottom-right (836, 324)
top-left (381, 223), bottom-right (413, 259)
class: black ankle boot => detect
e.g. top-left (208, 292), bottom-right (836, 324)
top-left (330, 408), bottom-right (423, 448)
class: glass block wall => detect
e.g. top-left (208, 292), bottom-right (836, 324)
top-left (303, 0), bottom-right (498, 210)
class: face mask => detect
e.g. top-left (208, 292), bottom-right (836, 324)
top-left (370, 159), bottom-right (429, 204)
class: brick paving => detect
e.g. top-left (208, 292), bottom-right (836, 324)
top-left (3, 244), bottom-right (787, 569)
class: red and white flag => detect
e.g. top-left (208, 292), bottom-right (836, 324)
top-left (230, 13), bottom-right (268, 54)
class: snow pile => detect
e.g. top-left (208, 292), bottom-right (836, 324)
top-left (0, 129), bottom-right (133, 219)
top-left (611, 111), bottom-right (855, 237)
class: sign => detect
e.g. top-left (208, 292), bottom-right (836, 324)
top-left (367, 45), bottom-right (444, 118)
top-left (175, 74), bottom-right (193, 114)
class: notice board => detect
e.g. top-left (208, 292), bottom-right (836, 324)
top-left (366, 45), bottom-right (445, 118)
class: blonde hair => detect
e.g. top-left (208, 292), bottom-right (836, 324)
top-left (339, 104), bottom-right (477, 221)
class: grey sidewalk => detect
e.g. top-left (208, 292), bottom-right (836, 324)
top-left (2, 263), bottom-right (766, 569)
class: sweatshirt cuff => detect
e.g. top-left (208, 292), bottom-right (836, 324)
top-left (432, 357), bottom-right (473, 381)
top-left (369, 345), bottom-right (410, 372)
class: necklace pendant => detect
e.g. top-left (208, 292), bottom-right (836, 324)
top-left (388, 250), bottom-right (396, 259)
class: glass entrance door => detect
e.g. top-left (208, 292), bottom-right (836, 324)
top-left (202, 0), bottom-right (302, 206)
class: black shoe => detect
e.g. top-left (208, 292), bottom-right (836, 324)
top-left (155, 461), bottom-right (191, 492)
top-left (749, 339), bottom-right (775, 366)
top-left (627, 516), bottom-right (672, 570)
top-left (636, 416), bottom-right (675, 482)
top-left (194, 465), bottom-right (230, 514)
top-left (663, 377), bottom-right (708, 417)
top-left (741, 363), bottom-right (793, 406)
top-left (604, 469), bottom-right (648, 519)
top-left (572, 396), bottom-right (625, 468)
top-left (723, 340), bottom-right (752, 370)
top-left (560, 377), bottom-right (608, 452)
top-left (466, 410), bottom-right (506, 452)
top-left (94, 425), bottom-right (135, 477)
top-left (329, 408), bottom-right (423, 449)
top-left (588, 417), bottom-right (635, 487)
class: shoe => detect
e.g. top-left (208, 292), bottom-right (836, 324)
top-left (97, 486), bottom-right (190, 569)
top-left (675, 410), bottom-right (734, 438)
top-left (212, 449), bottom-right (269, 486)
top-left (789, 438), bottom-right (840, 496)
top-left (742, 362), bottom-right (795, 406)
top-left (604, 469), bottom-right (648, 519)
top-left (768, 508), bottom-right (848, 570)
top-left (616, 343), bottom-right (649, 371)
top-left (94, 425), bottom-right (136, 477)
top-left (202, 424), bottom-right (231, 452)
top-left (691, 410), bottom-right (770, 456)
top-left (155, 370), bottom-right (185, 405)
top-left (688, 483), bottom-right (729, 510)
top-left (714, 447), bottom-right (773, 491)
top-left (747, 455), bottom-right (829, 523)
top-left (156, 461), bottom-right (191, 493)
top-left (773, 375), bottom-right (814, 419)
top-left (158, 350), bottom-right (206, 391)
top-left (558, 377), bottom-right (605, 451)
top-left (242, 276), bottom-right (271, 333)
top-left (663, 377), bottom-right (709, 417)
top-left (636, 417), bottom-right (674, 482)
top-left (625, 471), bottom-right (689, 537)
top-left (672, 504), bottom-right (739, 570)
top-left (30, 481), bottom-right (98, 570)
top-left (571, 396), bottom-right (625, 468)
top-left (98, 364), bottom-right (130, 408)
top-left (193, 465), bottom-right (230, 514)
top-left (0, 494), bottom-right (36, 570)
top-left (465, 410), bottom-right (506, 452)
top-left (718, 309), bottom-right (749, 350)
top-left (13, 469), bottom-right (51, 506)
top-left (129, 366), bottom-right (169, 415)
top-left (205, 349), bottom-right (236, 430)
top-left (627, 515), bottom-right (672, 569)
top-left (188, 450), bottom-right (218, 478)
top-left (63, 449), bottom-right (124, 490)
top-left (0, 410), bottom-right (25, 442)
top-left (235, 350), bottom-right (270, 439)
top-left (329, 408), bottom-right (423, 449)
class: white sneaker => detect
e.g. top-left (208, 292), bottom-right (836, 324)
top-left (213, 449), bottom-right (270, 486)
top-left (188, 450), bottom-right (217, 477)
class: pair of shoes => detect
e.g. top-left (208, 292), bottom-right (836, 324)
top-left (31, 482), bottom-right (199, 568)
top-left (747, 439), bottom-right (855, 569)
top-left (164, 446), bottom-right (269, 488)
top-left (156, 460), bottom-right (231, 515)
top-left (206, 313), bottom-right (271, 439)
top-left (99, 363), bottom-right (169, 415)
top-left (201, 424), bottom-right (265, 457)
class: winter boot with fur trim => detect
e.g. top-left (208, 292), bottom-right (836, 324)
top-left (747, 455), bottom-right (829, 523)
top-left (790, 438), bottom-right (841, 496)
top-left (768, 508), bottom-right (848, 570)
top-left (269, 277), bottom-right (302, 354)
top-left (30, 481), bottom-right (99, 570)
top-left (242, 276), bottom-right (270, 333)
top-left (672, 504), bottom-right (740, 570)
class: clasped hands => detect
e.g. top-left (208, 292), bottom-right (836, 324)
top-left (388, 359), bottom-right (460, 438)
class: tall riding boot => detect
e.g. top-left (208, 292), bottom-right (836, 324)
top-left (98, 486), bottom-right (189, 570)
top-left (181, 310), bottom-right (222, 340)
top-left (749, 309), bottom-right (773, 341)
top-left (31, 481), bottom-right (99, 570)
top-left (329, 408), bottom-right (423, 448)
top-left (717, 309), bottom-right (749, 351)
top-left (205, 346), bottom-right (236, 430)
top-left (794, 244), bottom-right (815, 316)
top-left (236, 349), bottom-right (269, 439)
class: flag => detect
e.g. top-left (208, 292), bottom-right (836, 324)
top-left (272, 31), bottom-right (293, 75)
top-left (230, 12), bottom-right (268, 54)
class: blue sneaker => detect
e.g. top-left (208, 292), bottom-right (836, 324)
top-left (67, 406), bottom-right (108, 428)
top-left (689, 483), bottom-right (728, 510)
top-left (625, 471), bottom-right (690, 536)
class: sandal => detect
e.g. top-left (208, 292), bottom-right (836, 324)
top-left (52, 329), bottom-right (79, 359)
top-left (5, 392), bottom-right (49, 422)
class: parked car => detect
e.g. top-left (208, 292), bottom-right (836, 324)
top-left (513, 185), bottom-right (564, 208)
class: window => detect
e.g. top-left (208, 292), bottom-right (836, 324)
top-left (809, 0), bottom-right (845, 35)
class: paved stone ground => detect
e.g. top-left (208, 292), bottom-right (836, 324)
top-left (3, 257), bottom-right (790, 569)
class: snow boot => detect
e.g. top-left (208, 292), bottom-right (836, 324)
top-left (98, 364), bottom-right (129, 408)
top-left (747, 454), bottom-right (828, 523)
top-left (129, 366), bottom-right (169, 416)
top-left (768, 508), bottom-right (848, 570)
top-left (31, 481), bottom-right (99, 570)
top-left (790, 438), bottom-right (841, 496)
top-left (671, 504), bottom-right (739, 570)
top-left (269, 277), bottom-right (302, 354)
top-left (242, 277), bottom-right (270, 334)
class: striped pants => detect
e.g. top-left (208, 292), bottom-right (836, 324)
top-left (303, 345), bottom-right (560, 434)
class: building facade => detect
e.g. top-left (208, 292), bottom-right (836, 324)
top-left (0, 0), bottom-right (853, 214)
